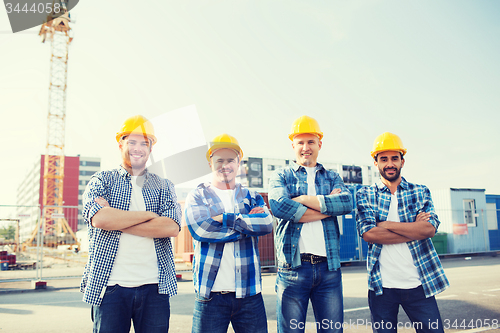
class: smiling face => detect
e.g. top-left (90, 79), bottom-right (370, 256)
top-left (209, 148), bottom-right (240, 190)
top-left (119, 133), bottom-right (152, 175)
top-left (375, 150), bottom-right (405, 184)
top-left (292, 133), bottom-right (322, 167)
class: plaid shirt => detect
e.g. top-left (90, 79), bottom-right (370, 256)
top-left (184, 183), bottom-right (273, 299)
top-left (268, 161), bottom-right (353, 270)
top-left (80, 166), bottom-right (181, 306)
top-left (356, 177), bottom-right (449, 297)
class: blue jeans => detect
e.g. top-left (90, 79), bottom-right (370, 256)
top-left (91, 284), bottom-right (170, 333)
top-left (368, 286), bottom-right (444, 333)
top-left (276, 261), bottom-right (343, 333)
top-left (192, 291), bottom-right (268, 333)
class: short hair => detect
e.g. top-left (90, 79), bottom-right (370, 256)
top-left (120, 135), bottom-right (153, 148)
top-left (374, 152), bottom-right (404, 162)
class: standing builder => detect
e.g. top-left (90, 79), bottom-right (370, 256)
top-left (356, 132), bottom-right (449, 333)
top-left (269, 115), bottom-right (353, 333)
top-left (185, 133), bottom-right (274, 333)
top-left (81, 115), bottom-right (181, 332)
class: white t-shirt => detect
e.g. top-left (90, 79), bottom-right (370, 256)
top-left (210, 187), bottom-right (236, 292)
top-left (379, 191), bottom-right (421, 289)
top-left (107, 175), bottom-right (159, 287)
top-left (298, 166), bottom-right (327, 256)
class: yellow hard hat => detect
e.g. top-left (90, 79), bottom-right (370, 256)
top-left (206, 133), bottom-right (243, 161)
top-left (116, 115), bottom-right (157, 145)
top-left (289, 115), bottom-right (323, 141)
top-left (371, 132), bottom-right (407, 159)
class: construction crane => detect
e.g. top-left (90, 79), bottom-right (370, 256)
top-left (23, 1), bottom-right (79, 250)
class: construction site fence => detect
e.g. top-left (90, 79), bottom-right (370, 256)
top-left (0, 204), bottom-right (83, 282)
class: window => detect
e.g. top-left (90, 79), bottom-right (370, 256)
top-left (80, 161), bottom-right (100, 167)
top-left (463, 199), bottom-right (477, 227)
top-left (251, 178), bottom-right (262, 187)
top-left (487, 203), bottom-right (498, 231)
top-left (80, 170), bottom-right (97, 176)
top-left (267, 165), bottom-right (275, 171)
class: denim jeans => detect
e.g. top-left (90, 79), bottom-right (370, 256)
top-left (368, 285), bottom-right (444, 333)
top-left (192, 292), bottom-right (268, 333)
top-left (91, 284), bottom-right (170, 333)
top-left (276, 261), bottom-right (343, 333)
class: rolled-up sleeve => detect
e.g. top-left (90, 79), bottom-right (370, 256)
top-left (423, 187), bottom-right (440, 231)
top-left (355, 188), bottom-right (377, 237)
top-left (319, 179), bottom-right (353, 217)
top-left (229, 192), bottom-right (273, 236)
top-left (159, 179), bottom-right (181, 229)
top-left (82, 175), bottom-right (106, 226)
top-left (185, 189), bottom-right (242, 243)
top-left (269, 171), bottom-right (307, 222)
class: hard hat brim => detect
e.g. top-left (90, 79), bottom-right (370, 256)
top-left (206, 144), bottom-right (243, 161)
top-left (116, 132), bottom-right (157, 145)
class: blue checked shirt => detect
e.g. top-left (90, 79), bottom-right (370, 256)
top-left (356, 177), bottom-right (449, 297)
top-left (80, 166), bottom-right (181, 306)
top-left (184, 183), bottom-right (273, 299)
top-left (269, 162), bottom-right (353, 270)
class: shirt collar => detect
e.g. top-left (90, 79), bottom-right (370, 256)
top-left (376, 177), bottom-right (409, 192)
top-left (118, 165), bottom-right (150, 181)
top-left (201, 182), bottom-right (243, 192)
top-left (291, 161), bottom-right (325, 172)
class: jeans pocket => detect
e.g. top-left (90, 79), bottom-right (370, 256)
top-left (277, 266), bottom-right (299, 281)
top-left (194, 293), bottom-right (213, 303)
top-left (104, 284), bottom-right (120, 296)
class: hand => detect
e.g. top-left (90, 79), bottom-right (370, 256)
top-left (212, 214), bottom-right (223, 223)
top-left (95, 197), bottom-right (110, 207)
top-left (415, 212), bottom-right (431, 223)
top-left (330, 188), bottom-right (341, 195)
top-left (249, 207), bottom-right (265, 214)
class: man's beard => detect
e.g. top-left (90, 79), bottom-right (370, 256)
top-left (380, 167), bottom-right (401, 182)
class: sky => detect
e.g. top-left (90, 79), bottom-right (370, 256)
top-left (1, 0), bottom-right (499, 212)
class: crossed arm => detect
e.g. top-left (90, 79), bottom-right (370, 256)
top-left (91, 197), bottom-right (180, 238)
top-left (361, 212), bottom-right (436, 244)
top-left (211, 206), bottom-right (265, 222)
top-left (291, 188), bottom-right (341, 222)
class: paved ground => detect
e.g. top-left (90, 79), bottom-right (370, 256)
top-left (1, 254), bottom-right (500, 333)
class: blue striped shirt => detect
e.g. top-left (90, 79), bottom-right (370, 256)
top-left (356, 177), bottom-right (449, 297)
top-left (268, 162), bottom-right (354, 270)
top-left (184, 183), bottom-right (273, 299)
top-left (80, 166), bottom-right (181, 305)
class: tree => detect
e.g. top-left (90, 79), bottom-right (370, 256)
top-left (0, 226), bottom-right (15, 241)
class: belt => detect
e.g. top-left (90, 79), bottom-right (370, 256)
top-left (300, 253), bottom-right (327, 264)
top-left (211, 291), bottom-right (235, 296)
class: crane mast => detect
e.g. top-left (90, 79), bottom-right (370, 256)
top-left (24, 1), bottom-right (78, 249)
